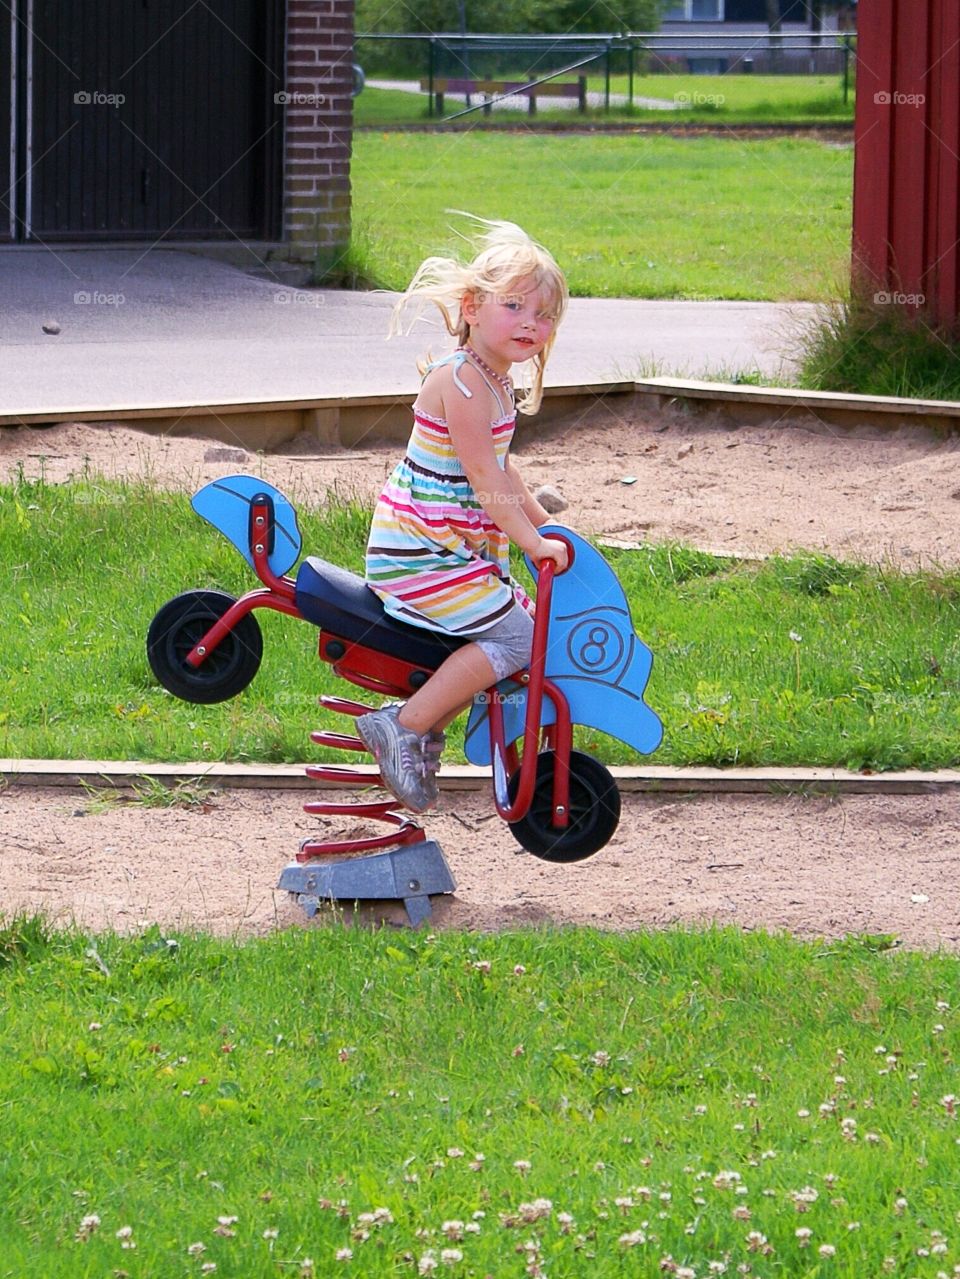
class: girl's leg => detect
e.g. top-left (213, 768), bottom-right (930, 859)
top-left (355, 645), bottom-right (495, 813)
top-left (396, 643), bottom-right (498, 737)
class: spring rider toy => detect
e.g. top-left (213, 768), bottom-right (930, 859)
top-left (147, 476), bottom-right (662, 924)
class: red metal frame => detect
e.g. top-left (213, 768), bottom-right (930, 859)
top-left (183, 503), bottom-right (579, 859)
top-left (184, 499), bottom-right (302, 669)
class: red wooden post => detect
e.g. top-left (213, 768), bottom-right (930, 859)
top-left (852, 0), bottom-right (960, 326)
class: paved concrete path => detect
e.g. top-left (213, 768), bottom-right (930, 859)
top-left (0, 247), bottom-right (815, 416)
top-left (368, 78), bottom-right (680, 112)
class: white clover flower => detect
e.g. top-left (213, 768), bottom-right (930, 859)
top-left (75, 1214), bottom-right (101, 1242)
top-left (791, 1186), bottom-right (819, 1211)
top-left (335, 1248), bottom-right (353, 1261)
top-left (441, 1221), bottom-right (464, 1240)
top-left (188, 1241), bottom-right (207, 1255)
top-left (440, 1248), bottom-right (463, 1266)
top-left (796, 1227), bottom-right (813, 1246)
top-left (418, 1255), bottom-right (438, 1276)
top-left (618, 1230), bottom-right (646, 1247)
top-left (818, 1244), bottom-right (836, 1257)
top-left (518, 1199), bottom-right (552, 1223)
top-left (592, 1050), bottom-right (611, 1067)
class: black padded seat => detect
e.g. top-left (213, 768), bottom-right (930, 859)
top-left (295, 556), bottom-right (466, 671)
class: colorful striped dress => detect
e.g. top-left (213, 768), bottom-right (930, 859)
top-left (366, 390), bottom-right (534, 637)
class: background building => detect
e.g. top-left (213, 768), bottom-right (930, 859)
top-left (1, 0), bottom-right (353, 277)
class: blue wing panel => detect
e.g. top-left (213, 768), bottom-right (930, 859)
top-left (191, 475), bottom-right (303, 577)
top-left (464, 526), bottom-right (663, 765)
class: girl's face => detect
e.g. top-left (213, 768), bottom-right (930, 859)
top-left (462, 276), bottom-right (558, 370)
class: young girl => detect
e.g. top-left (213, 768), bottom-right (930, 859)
top-left (356, 217), bottom-right (570, 813)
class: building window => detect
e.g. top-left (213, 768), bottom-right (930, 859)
top-left (663, 0), bottom-right (725, 19)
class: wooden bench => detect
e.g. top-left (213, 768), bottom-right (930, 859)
top-left (420, 76), bottom-right (588, 116)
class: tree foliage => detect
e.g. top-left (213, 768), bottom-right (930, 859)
top-left (355, 0), bottom-right (666, 36)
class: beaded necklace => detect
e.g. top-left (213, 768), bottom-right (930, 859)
top-left (461, 344), bottom-right (514, 398)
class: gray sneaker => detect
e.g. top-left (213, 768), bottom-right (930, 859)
top-left (381, 702), bottom-right (445, 807)
top-left (355, 705), bottom-right (435, 813)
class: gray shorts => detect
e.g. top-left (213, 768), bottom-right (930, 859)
top-left (470, 605), bottom-right (535, 684)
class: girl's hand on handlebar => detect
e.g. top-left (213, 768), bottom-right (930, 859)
top-left (532, 536), bottom-right (569, 573)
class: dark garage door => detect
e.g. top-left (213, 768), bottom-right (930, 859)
top-left (6, 0), bottom-right (284, 241)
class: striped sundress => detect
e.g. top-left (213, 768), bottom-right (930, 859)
top-left (366, 392), bottom-right (534, 637)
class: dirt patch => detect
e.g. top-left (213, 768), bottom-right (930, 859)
top-left (5, 404), bottom-right (960, 568)
top-left (3, 406), bottom-right (960, 946)
top-left (2, 785), bottom-right (958, 950)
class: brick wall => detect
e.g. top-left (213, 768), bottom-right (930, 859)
top-left (282, 0), bottom-right (354, 276)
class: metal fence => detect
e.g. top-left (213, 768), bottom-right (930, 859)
top-left (355, 31), bottom-right (857, 117)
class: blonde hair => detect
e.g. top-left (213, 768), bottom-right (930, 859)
top-left (390, 214), bottom-right (568, 415)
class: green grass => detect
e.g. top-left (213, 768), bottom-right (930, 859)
top-left (796, 292), bottom-right (960, 402)
top-left (347, 132), bottom-right (852, 300)
top-left (3, 919), bottom-right (960, 1276)
top-left (4, 476), bottom-right (960, 772)
top-left (355, 73), bottom-right (854, 127)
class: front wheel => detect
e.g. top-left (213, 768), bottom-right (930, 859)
top-left (147, 590), bottom-right (263, 704)
top-left (507, 750), bottom-right (621, 862)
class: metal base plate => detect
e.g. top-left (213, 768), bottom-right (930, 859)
top-left (277, 840), bottom-right (456, 927)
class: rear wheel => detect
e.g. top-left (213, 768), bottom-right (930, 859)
top-left (507, 750), bottom-right (621, 862)
top-left (147, 590), bottom-right (262, 704)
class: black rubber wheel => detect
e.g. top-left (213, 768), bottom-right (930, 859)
top-left (147, 590), bottom-right (263, 704)
top-left (507, 750), bottom-right (621, 862)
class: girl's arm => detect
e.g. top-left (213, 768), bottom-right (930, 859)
top-left (441, 366), bottom-right (567, 570)
top-left (503, 455), bottom-right (551, 529)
